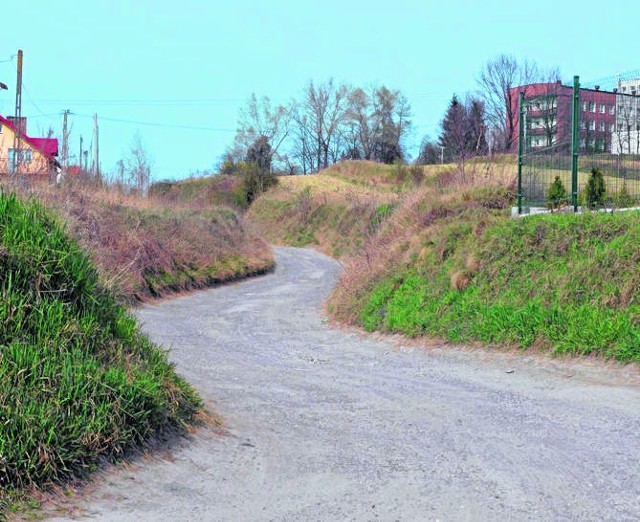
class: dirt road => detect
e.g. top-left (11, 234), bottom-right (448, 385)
top-left (50, 247), bottom-right (640, 521)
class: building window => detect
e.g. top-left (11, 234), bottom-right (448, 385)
top-left (599, 104), bottom-right (606, 114)
top-left (8, 149), bottom-right (33, 164)
top-left (589, 101), bottom-right (596, 112)
top-left (597, 139), bottom-right (605, 151)
top-left (599, 121), bottom-right (606, 132)
top-left (582, 101), bottom-right (588, 111)
top-left (580, 121), bottom-right (586, 130)
top-left (609, 105), bottom-right (615, 115)
top-left (589, 138), bottom-right (596, 148)
top-left (610, 123), bottom-right (615, 132)
top-left (580, 138), bottom-right (586, 148)
top-left (588, 121), bottom-right (596, 131)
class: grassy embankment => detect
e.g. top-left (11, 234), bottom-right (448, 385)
top-left (249, 158), bottom-right (640, 361)
top-left (248, 161), bottom-right (435, 258)
top-left (0, 193), bottom-right (201, 512)
top-left (5, 176), bottom-right (273, 303)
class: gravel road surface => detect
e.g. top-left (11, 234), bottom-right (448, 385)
top-left (50, 247), bottom-right (640, 521)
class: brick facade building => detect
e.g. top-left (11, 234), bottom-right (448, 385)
top-left (509, 82), bottom-right (616, 153)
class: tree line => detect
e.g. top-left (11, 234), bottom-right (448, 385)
top-left (223, 54), bottom-right (562, 174)
top-left (223, 80), bottom-right (412, 175)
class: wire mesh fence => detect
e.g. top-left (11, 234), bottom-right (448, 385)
top-left (518, 74), bottom-right (640, 213)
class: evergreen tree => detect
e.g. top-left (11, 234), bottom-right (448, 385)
top-left (246, 135), bottom-right (273, 172)
top-left (466, 99), bottom-right (488, 156)
top-left (585, 167), bottom-right (606, 209)
top-left (439, 95), bottom-right (468, 163)
top-left (438, 95), bottom-right (488, 164)
top-left (547, 176), bottom-right (568, 210)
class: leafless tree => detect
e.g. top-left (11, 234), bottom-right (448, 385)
top-left (125, 133), bottom-right (151, 196)
top-left (342, 85), bottom-right (411, 163)
top-left (231, 94), bottom-right (290, 168)
top-left (477, 54), bottom-right (540, 152)
top-left (290, 79), bottom-right (350, 173)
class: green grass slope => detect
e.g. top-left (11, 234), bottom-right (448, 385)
top-left (356, 211), bottom-right (640, 361)
top-left (0, 193), bottom-right (200, 501)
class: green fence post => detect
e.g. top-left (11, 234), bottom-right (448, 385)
top-left (517, 91), bottom-right (525, 214)
top-left (571, 75), bottom-right (580, 211)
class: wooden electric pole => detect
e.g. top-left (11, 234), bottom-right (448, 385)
top-left (92, 113), bottom-right (100, 181)
top-left (12, 50), bottom-right (23, 175)
top-left (61, 110), bottom-right (71, 169)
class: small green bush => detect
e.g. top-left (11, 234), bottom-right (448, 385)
top-left (613, 182), bottom-right (637, 208)
top-left (240, 162), bottom-right (279, 206)
top-left (585, 167), bottom-right (606, 209)
top-left (547, 176), bottom-right (568, 210)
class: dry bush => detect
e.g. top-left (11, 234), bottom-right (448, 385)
top-left (450, 271), bottom-right (471, 291)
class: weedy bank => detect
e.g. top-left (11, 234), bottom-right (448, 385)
top-left (2, 177), bottom-right (273, 303)
top-left (250, 158), bottom-right (640, 361)
top-left (0, 193), bottom-right (201, 514)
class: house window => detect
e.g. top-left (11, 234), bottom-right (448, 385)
top-left (580, 121), bottom-right (586, 130)
top-left (600, 104), bottom-right (606, 114)
top-left (580, 138), bottom-right (586, 148)
top-left (599, 121), bottom-right (606, 132)
top-left (582, 101), bottom-right (588, 111)
top-left (610, 123), bottom-right (615, 132)
top-left (597, 139), bottom-right (605, 151)
top-left (8, 149), bottom-right (33, 164)
top-left (589, 138), bottom-right (596, 148)
top-left (589, 101), bottom-right (596, 112)
top-left (588, 121), bottom-right (596, 131)
top-left (609, 105), bottom-right (615, 115)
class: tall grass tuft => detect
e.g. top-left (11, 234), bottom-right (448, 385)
top-left (0, 192), bottom-right (201, 501)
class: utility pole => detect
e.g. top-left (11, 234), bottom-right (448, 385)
top-left (439, 146), bottom-right (445, 165)
top-left (12, 49), bottom-right (23, 175)
top-left (92, 113), bottom-right (100, 181)
top-left (79, 135), bottom-right (83, 173)
top-left (61, 110), bottom-right (70, 169)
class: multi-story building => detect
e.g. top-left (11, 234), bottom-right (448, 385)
top-left (0, 114), bottom-right (59, 175)
top-left (612, 78), bottom-right (640, 154)
top-left (509, 82), bottom-right (616, 153)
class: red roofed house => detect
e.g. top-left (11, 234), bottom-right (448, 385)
top-left (0, 115), bottom-right (60, 175)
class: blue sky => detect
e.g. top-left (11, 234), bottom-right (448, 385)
top-left (2, 1), bottom-right (638, 180)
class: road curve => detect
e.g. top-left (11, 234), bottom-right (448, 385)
top-left (50, 247), bottom-right (640, 521)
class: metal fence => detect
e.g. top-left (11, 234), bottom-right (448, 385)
top-left (517, 74), bottom-right (640, 213)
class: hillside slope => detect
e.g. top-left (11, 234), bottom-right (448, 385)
top-left (249, 159), bottom-right (640, 361)
top-left (0, 193), bottom-right (201, 507)
top-left (4, 180), bottom-right (273, 303)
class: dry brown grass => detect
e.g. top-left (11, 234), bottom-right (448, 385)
top-left (324, 158), bottom-right (517, 323)
top-left (450, 271), bottom-right (471, 291)
top-left (0, 177), bottom-right (273, 302)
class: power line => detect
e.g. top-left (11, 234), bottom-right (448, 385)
top-left (27, 97), bottom-right (247, 107)
top-left (73, 113), bottom-right (237, 132)
top-left (22, 82), bottom-right (53, 118)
